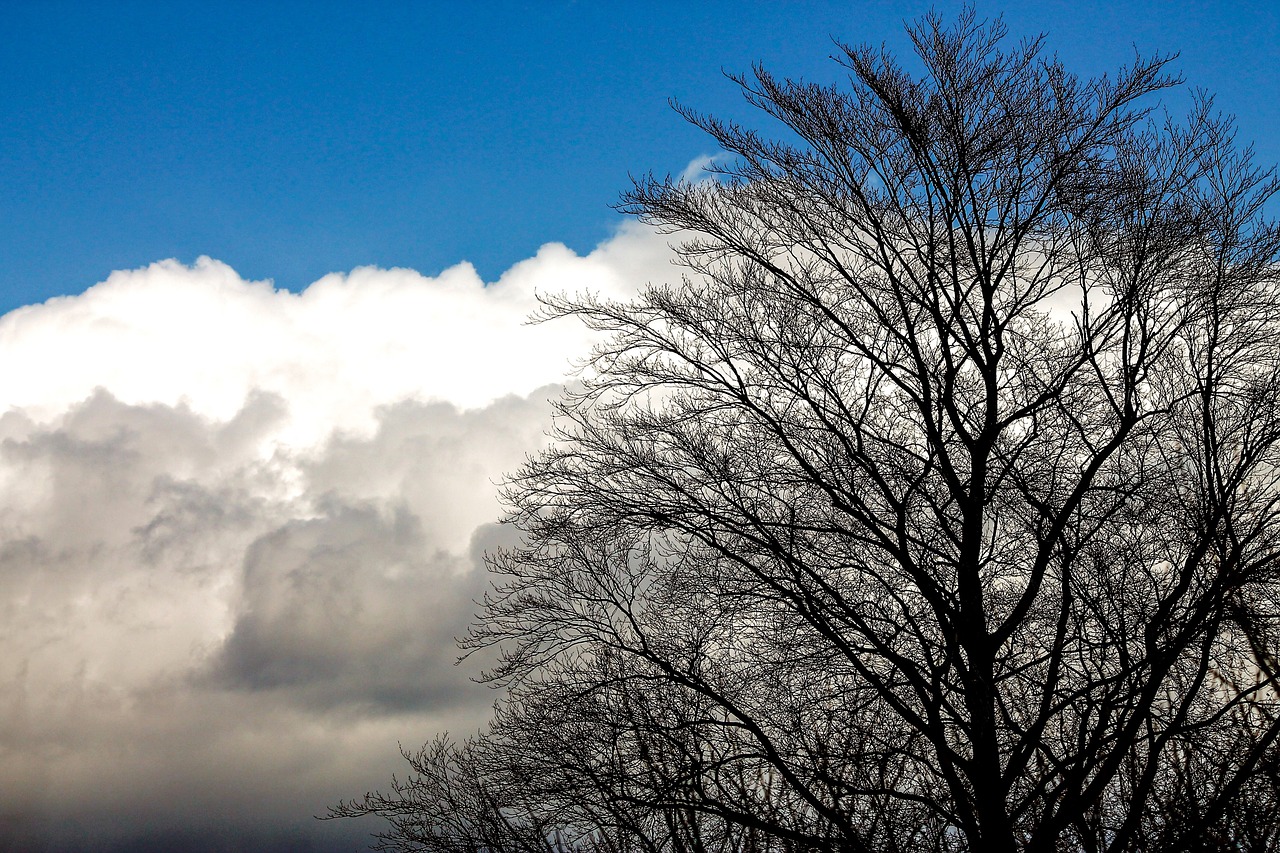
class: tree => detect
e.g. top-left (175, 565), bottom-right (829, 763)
top-left (333, 10), bottom-right (1280, 852)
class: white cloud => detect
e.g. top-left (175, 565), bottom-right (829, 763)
top-left (678, 151), bottom-right (728, 184)
top-left (0, 223), bottom-right (676, 850)
top-left (0, 220), bottom-right (670, 447)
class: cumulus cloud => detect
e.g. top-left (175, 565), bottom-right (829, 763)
top-left (0, 220), bottom-right (671, 446)
top-left (0, 223), bottom-right (675, 851)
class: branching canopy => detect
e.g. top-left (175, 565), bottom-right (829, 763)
top-left (334, 11), bottom-right (1280, 852)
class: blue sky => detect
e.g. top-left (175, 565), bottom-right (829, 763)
top-left (2, 1), bottom-right (1277, 313)
top-left (1, 3), bottom-right (1278, 851)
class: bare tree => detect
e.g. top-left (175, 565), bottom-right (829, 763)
top-left (334, 10), bottom-right (1280, 851)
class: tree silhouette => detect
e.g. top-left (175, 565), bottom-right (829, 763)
top-left (333, 10), bottom-right (1280, 852)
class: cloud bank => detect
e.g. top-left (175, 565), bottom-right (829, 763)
top-left (0, 224), bottom-right (673, 851)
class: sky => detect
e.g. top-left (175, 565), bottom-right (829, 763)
top-left (0, 2), bottom-right (1277, 850)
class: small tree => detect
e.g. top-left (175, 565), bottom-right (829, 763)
top-left (334, 11), bottom-right (1280, 852)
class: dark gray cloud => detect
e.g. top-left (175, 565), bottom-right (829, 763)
top-left (215, 502), bottom-right (486, 711)
top-left (0, 388), bottom-right (554, 851)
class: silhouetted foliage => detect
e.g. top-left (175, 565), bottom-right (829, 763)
top-left (333, 10), bottom-right (1280, 852)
